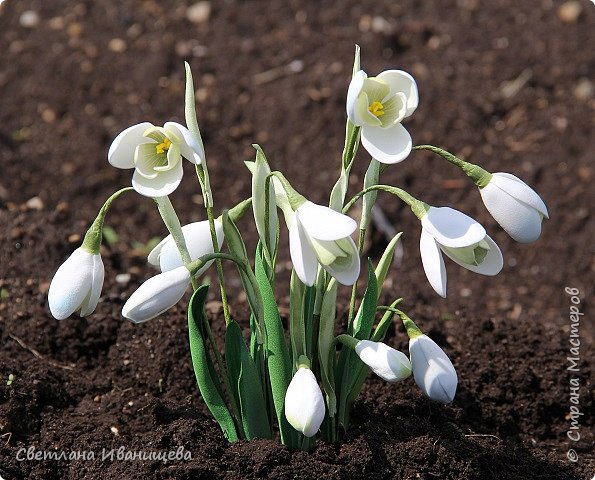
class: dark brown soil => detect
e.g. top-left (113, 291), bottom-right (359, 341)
top-left (1, 0), bottom-right (594, 478)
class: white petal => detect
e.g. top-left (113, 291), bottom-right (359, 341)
top-left (377, 70), bottom-right (419, 117)
top-left (321, 236), bottom-right (360, 286)
top-left (490, 173), bottom-right (548, 218)
top-left (355, 340), bottom-right (412, 382)
top-left (284, 368), bottom-right (325, 437)
top-left (122, 267), bottom-right (190, 323)
top-left (164, 121), bottom-right (203, 165)
top-left (289, 216), bottom-right (318, 287)
top-left (132, 159), bottom-right (184, 197)
top-left (480, 182), bottom-right (544, 243)
top-left (78, 254), bottom-right (105, 317)
top-left (420, 229), bottom-right (447, 298)
top-left (421, 207), bottom-right (486, 248)
top-left (147, 235), bottom-right (170, 267)
top-left (360, 123), bottom-right (412, 165)
top-left (108, 122), bottom-right (154, 169)
top-left (157, 220), bottom-right (224, 273)
top-left (441, 234), bottom-right (503, 276)
top-left (296, 202), bottom-right (357, 241)
top-left (48, 248), bottom-right (96, 320)
top-left (410, 335), bottom-right (457, 404)
top-left (346, 70), bottom-right (367, 124)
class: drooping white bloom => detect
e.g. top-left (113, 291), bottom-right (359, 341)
top-left (289, 201), bottom-right (360, 287)
top-left (409, 334), bottom-right (457, 403)
top-left (48, 247), bottom-right (105, 319)
top-left (147, 220), bottom-right (224, 273)
top-left (108, 122), bottom-right (203, 197)
top-left (122, 266), bottom-right (191, 323)
top-left (480, 173), bottom-right (549, 243)
top-left (419, 207), bottom-right (503, 297)
top-left (346, 69), bottom-right (418, 164)
top-left (355, 340), bottom-right (412, 382)
top-left (284, 367), bottom-right (325, 437)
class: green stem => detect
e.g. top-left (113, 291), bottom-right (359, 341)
top-left (206, 203), bottom-right (231, 326)
top-left (413, 145), bottom-right (492, 188)
top-left (82, 187), bottom-right (134, 254)
top-left (343, 184), bottom-right (429, 220)
top-left (394, 309), bottom-right (423, 339)
top-left (154, 196), bottom-right (199, 291)
top-left (347, 228), bottom-right (366, 330)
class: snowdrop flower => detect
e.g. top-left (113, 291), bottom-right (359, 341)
top-left (289, 201), bottom-right (360, 287)
top-left (108, 122), bottom-right (203, 197)
top-left (284, 366), bottom-right (325, 437)
top-left (419, 207), bottom-right (503, 297)
top-left (48, 247), bottom-right (104, 320)
top-left (148, 220), bottom-right (224, 273)
top-left (355, 340), bottom-right (412, 382)
top-left (122, 266), bottom-right (191, 323)
top-left (409, 334), bottom-right (457, 404)
top-left (480, 173), bottom-right (549, 243)
top-left (346, 69), bottom-right (418, 164)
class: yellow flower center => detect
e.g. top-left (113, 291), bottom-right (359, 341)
top-left (368, 101), bottom-right (385, 117)
top-left (155, 138), bottom-right (172, 154)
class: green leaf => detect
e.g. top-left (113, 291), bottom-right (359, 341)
top-left (187, 286), bottom-right (238, 442)
top-left (252, 145), bottom-right (279, 259)
top-left (289, 271), bottom-right (307, 367)
top-left (361, 159), bottom-right (381, 228)
top-left (351, 259), bottom-right (378, 340)
top-left (222, 211), bottom-right (265, 344)
top-left (318, 279), bottom-right (338, 417)
top-left (255, 243), bottom-right (296, 447)
top-left (374, 232), bottom-right (402, 298)
top-left (225, 320), bottom-right (271, 439)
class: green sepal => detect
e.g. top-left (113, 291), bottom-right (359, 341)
top-left (225, 320), bottom-right (272, 439)
top-left (187, 286), bottom-right (239, 442)
top-left (255, 243), bottom-right (296, 446)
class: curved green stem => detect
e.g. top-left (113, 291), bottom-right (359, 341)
top-left (343, 184), bottom-right (429, 220)
top-left (154, 196), bottom-right (199, 291)
top-left (346, 228), bottom-right (366, 329)
top-left (82, 187), bottom-right (134, 254)
top-left (413, 145), bottom-right (492, 188)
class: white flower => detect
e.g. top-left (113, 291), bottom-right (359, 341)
top-left (409, 334), bottom-right (457, 403)
top-left (284, 367), bottom-right (325, 437)
top-left (346, 69), bottom-right (418, 164)
top-left (48, 247), bottom-right (104, 320)
top-left (480, 173), bottom-right (549, 244)
top-left (147, 220), bottom-right (224, 273)
top-left (419, 207), bottom-right (503, 297)
top-left (355, 340), bottom-right (412, 382)
top-left (108, 122), bottom-right (203, 197)
top-left (122, 266), bottom-right (191, 323)
top-left (289, 201), bottom-right (360, 287)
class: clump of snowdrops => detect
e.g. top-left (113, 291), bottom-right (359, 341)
top-left (48, 48), bottom-right (548, 449)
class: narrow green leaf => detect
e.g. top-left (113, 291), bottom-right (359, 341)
top-left (289, 271), bottom-right (307, 368)
top-left (318, 279), bottom-right (338, 417)
top-left (222, 211), bottom-right (265, 344)
top-left (361, 159), bottom-right (380, 228)
top-left (374, 232), bottom-right (402, 298)
top-left (255, 243), bottom-right (296, 447)
top-left (351, 259), bottom-right (378, 340)
top-left (225, 320), bottom-right (271, 439)
top-left (187, 286), bottom-right (238, 442)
